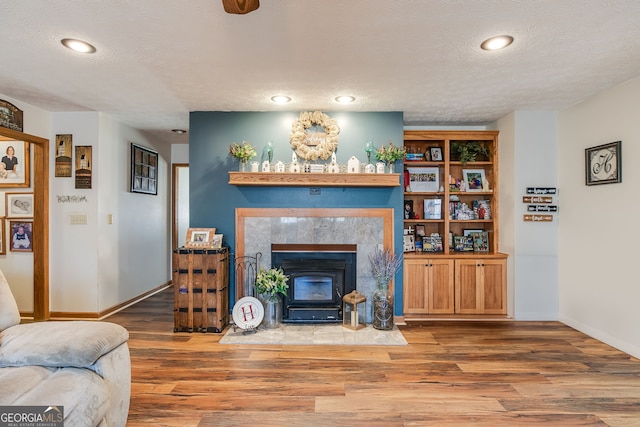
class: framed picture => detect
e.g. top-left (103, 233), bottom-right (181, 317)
top-left (0, 217), bottom-right (5, 255)
top-left (211, 234), bottom-right (223, 249)
top-left (55, 134), bottom-right (73, 177)
top-left (430, 147), bottom-right (443, 161)
top-left (75, 145), bottom-right (92, 189)
top-left (403, 199), bottom-right (414, 219)
top-left (0, 141), bottom-right (30, 188)
top-left (585, 141), bottom-right (621, 186)
top-left (5, 192), bottom-right (34, 218)
top-left (462, 169), bottom-right (486, 192)
top-left (130, 143), bottom-right (158, 195)
top-left (403, 234), bottom-right (415, 252)
top-left (184, 228), bottom-right (217, 248)
top-left (415, 224), bottom-right (426, 237)
top-left (463, 229), bottom-right (483, 237)
top-left (9, 220), bottom-right (32, 252)
top-left (408, 167), bottom-right (439, 192)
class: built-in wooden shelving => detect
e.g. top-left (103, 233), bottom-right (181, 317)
top-left (228, 172), bottom-right (401, 187)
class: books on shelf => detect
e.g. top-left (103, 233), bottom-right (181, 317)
top-left (423, 198), bottom-right (442, 219)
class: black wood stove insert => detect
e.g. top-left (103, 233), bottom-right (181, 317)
top-left (271, 244), bottom-right (357, 323)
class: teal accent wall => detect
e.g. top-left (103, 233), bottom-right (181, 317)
top-left (189, 111), bottom-right (404, 312)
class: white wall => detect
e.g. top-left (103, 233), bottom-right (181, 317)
top-left (558, 76), bottom-right (640, 358)
top-left (0, 94), bottom-right (50, 312)
top-left (0, 97), bottom-right (172, 316)
top-left (512, 112), bottom-right (559, 320)
top-left (49, 112), bottom-right (171, 314)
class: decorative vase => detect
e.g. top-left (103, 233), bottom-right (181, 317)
top-left (387, 162), bottom-right (395, 174)
top-left (238, 160), bottom-right (248, 172)
top-left (260, 295), bottom-right (282, 329)
top-left (372, 280), bottom-right (394, 330)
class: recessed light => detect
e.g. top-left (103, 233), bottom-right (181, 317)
top-left (271, 95), bottom-right (291, 104)
top-left (335, 95), bottom-right (355, 104)
top-left (480, 35), bottom-right (514, 51)
top-left (61, 38), bottom-right (96, 54)
top-left (172, 129), bottom-right (187, 134)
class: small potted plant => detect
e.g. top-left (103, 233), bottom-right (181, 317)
top-left (229, 140), bottom-right (257, 171)
top-left (374, 142), bottom-right (406, 173)
top-left (255, 267), bottom-right (289, 328)
top-left (450, 141), bottom-right (490, 164)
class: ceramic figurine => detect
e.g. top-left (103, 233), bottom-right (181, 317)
top-left (261, 160), bottom-right (270, 172)
top-left (328, 152), bottom-right (339, 173)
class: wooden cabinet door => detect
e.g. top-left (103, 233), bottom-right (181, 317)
top-left (454, 259), bottom-right (506, 314)
top-left (404, 259), bottom-right (429, 314)
top-left (481, 259), bottom-right (506, 314)
top-left (404, 259), bottom-right (454, 315)
top-left (428, 259), bottom-right (454, 313)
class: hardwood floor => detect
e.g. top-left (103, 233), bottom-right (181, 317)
top-left (106, 288), bottom-right (640, 426)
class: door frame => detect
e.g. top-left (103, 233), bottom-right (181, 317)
top-left (0, 127), bottom-right (49, 320)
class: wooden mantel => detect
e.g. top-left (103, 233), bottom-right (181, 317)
top-left (228, 172), bottom-right (401, 187)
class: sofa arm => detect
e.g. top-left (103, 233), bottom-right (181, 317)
top-left (0, 321), bottom-right (129, 368)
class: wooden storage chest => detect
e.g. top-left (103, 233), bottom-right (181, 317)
top-left (173, 247), bottom-right (229, 332)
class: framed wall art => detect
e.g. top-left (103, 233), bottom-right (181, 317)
top-left (5, 192), bottom-right (34, 218)
top-left (55, 134), bottom-right (73, 177)
top-left (0, 140), bottom-right (30, 188)
top-left (75, 145), bottom-right (92, 189)
top-left (585, 141), bottom-right (621, 186)
top-left (130, 143), bottom-right (158, 195)
top-left (9, 220), bottom-right (32, 252)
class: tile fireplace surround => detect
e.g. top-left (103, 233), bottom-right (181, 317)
top-left (236, 208), bottom-right (395, 322)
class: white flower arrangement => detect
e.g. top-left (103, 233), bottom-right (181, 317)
top-left (289, 111), bottom-right (340, 161)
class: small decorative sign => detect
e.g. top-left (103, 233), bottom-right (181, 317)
top-left (522, 196), bottom-right (553, 204)
top-left (0, 99), bottom-right (23, 132)
top-left (523, 214), bottom-right (553, 222)
top-left (527, 205), bottom-right (558, 212)
top-left (75, 146), bottom-right (93, 189)
top-left (526, 187), bottom-right (557, 194)
top-left (55, 134), bottom-right (73, 177)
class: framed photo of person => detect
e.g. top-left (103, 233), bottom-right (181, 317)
top-left (9, 220), bottom-right (33, 252)
top-left (0, 141), bottom-right (30, 188)
top-left (430, 147), bottom-right (443, 161)
top-left (462, 169), bottom-right (486, 192)
top-left (5, 192), bottom-right (34, 218)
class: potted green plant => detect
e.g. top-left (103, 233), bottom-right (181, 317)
top-left (255, 267), bottom-right (289, 328)
top-left (229, 140), bottom-right (257, 171)
top-left (450, 141), bottom-right (490, 164)
top-left (374, 142), bottom-right (406, 173)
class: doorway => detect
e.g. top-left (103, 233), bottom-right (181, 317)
top-left (172, 164), bottom-right (189, 251)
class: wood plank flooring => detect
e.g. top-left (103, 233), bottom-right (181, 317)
top-left (106, 288), bottom-right (640, 426)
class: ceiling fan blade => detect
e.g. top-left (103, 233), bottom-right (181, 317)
top-left (222, 0), bottom-right (260, 14)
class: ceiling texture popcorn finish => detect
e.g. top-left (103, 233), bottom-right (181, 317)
top-left (1, 1), bottom-right (640, 145)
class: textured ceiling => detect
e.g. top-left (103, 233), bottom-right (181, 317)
top-left (1, 1), bottom-right (640, 146)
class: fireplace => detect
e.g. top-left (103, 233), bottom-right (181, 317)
top-left (272, 244), bottom-right (357, 323)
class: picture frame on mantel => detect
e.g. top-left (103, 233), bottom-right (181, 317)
top-left (585, 140), bottom-right (621, 186)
